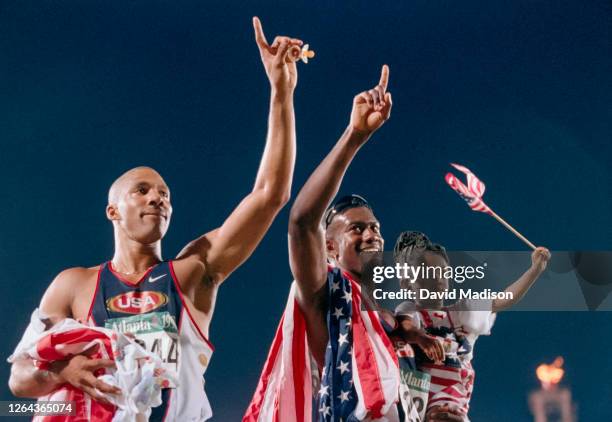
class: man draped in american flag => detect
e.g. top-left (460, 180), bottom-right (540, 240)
top-left (244, 67), bottom-right (466, 422)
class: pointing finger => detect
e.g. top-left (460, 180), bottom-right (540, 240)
top-left (378, 64), bottom-right (389, 91)
top-left (252, 16), bottom-right (269, 52)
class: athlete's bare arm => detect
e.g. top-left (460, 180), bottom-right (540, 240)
top-left (9, 268), bottom-right (119, 401)
top-left (396, 317), bottom-right (445, 363)
top-left (288, 66), bottom-right (391, 361)
top-left (492, 246), bottom-right (551, 312)
top-left (174, 18), bottom-right (299, 291)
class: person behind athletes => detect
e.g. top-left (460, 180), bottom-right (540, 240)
top-left (393, 231), bottom-right (551, 421)
top-left (9, 17), bottom-right (303, 421)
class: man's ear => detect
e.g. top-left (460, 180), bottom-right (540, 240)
top-left (106, 204), bottom-right (121, 221)
top-left (326, 238), bottom-right (338, 262)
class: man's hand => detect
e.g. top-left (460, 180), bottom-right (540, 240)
top-left (397, 318), bottom-right (445, 363)
top-left (415, 332), bottom-right (446, 364)
top-left (530, 246), bottom-right (551, 274)
top-left (51, 354), bottom-right (120, 404)
top-left (349, 65), bottom-right (392, 137)
top-left (253, 16), bottom-right (302, 95)
top-left (426, 404), bottom-right (466, 421)
top-left (493, 246), bottom-right (551, 312)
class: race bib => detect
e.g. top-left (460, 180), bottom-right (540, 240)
top-left (105, 311), bottom-right (180, 388)
top-left (399, 368), bottom-right (430, 422)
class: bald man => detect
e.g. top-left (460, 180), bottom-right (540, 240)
top-left (9, 17), bottom-right (301, 421)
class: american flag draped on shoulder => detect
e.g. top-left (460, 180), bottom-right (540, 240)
top-left (243, 267), bottom-right (401, 422)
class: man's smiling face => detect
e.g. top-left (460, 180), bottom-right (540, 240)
top-left (326, 206), bottom-right (384, 279)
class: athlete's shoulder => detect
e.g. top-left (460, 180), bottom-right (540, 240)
top-left (53, 265), bottom-right (101, 286)
top-left (41, 265), bottom-right (101, 323)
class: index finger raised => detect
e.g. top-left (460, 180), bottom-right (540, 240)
top-left (378, 64), bottom-right (389, 91)
top-left (252, 16), bottom-right (269, 51)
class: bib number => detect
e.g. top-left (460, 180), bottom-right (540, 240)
top-left (399, 368), bottom-right (431, 422)
top-left (105, 311), bottom-right (180, 387)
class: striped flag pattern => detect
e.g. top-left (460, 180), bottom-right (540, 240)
top-left (8, 315), bottom-right (173, 422)
top-left (444, 163), bottom-right (492, 215)
top-left (419, 362), bottom-right (474, 416)
top-left (17, 322), bottom-right (118, 421)
top-left (416, 310), bottom-right (474, 417)
top-left (243, 267), bottom-right (401, 422)
top-left (242, 283), bottom-right (313, 422)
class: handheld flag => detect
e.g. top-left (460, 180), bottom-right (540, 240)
top-left (445, 163), bottom-right (537, 250)
top-left (444, 163), bottom-right (492, 215)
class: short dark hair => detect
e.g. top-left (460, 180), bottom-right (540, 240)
top-left (324, 194), bottom-right (372, 229)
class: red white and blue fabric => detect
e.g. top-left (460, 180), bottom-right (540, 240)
top-left (8, 311), bottom-right (172, 422)
top-left (415, 310), bottom-right (474, 420)
top-left (30, 322), bottom-right (116, 422)
top-left (244, 267), bottom-right (400, 422)
top-left (444, 163), bottom-right (492, 215)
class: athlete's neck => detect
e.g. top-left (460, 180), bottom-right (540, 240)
top-left (112, 237), bottom-right (162, 274)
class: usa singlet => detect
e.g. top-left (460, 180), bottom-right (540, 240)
top-left (88, 261), bottom-right (214, 421)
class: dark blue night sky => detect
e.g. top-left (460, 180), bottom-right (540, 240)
top-left (1, 1), bottom-right (610, 420)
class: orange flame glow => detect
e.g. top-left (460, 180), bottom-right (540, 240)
top-left (536, 356), bottom-right (565, 389)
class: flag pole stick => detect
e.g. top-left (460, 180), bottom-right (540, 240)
top-left (489, 210), bottom-right (537, 250)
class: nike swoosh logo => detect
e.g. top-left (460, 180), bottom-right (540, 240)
top-left (148, 274), bottom-right (167, 283)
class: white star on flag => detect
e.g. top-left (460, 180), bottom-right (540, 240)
top-left (338, 390), bottom-right (350, 402)
top-left (337, 360), bottom-right (350, 374)
top-left (342, 290), bottom-right (352, 303)
top-left (331, 281), bottom-right (340, 292)
top-left (319, 404), bottom-right (331, 416)
top-left (333, 307), bottom-right (344, 319)
top-left (338, 333), bottom-right (348, 346)
top-left (318, 384), bottom-right (329, 397)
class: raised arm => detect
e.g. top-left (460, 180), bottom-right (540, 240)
top-left (176, 17), bottom-right (300, 284)
top-left (288, 65), bottom-right (392, 303)
top-left (492, 246), bottom-right (551, 312)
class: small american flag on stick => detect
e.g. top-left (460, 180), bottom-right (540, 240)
top-left (445, 163), bottom-right (537, 250)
